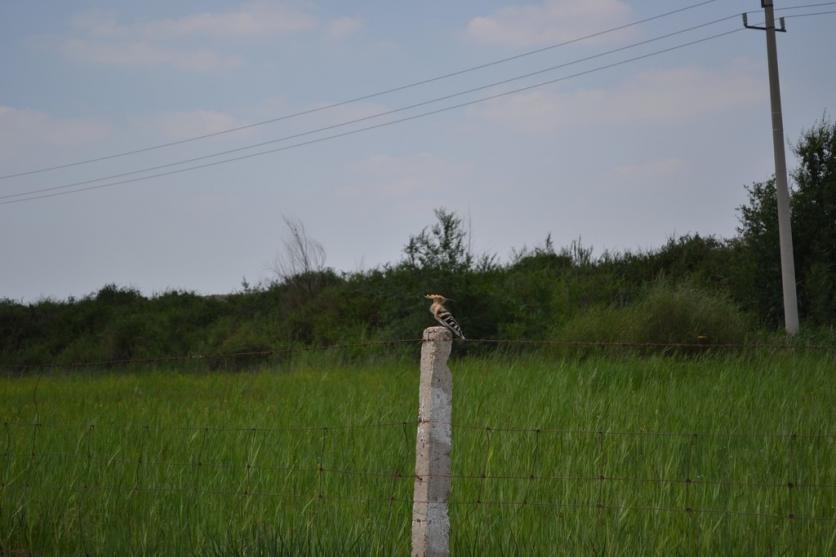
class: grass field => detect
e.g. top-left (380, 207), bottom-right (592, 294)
top-left (0, 349), bottom-right (834, 555)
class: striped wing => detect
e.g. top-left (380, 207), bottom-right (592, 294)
top-left (435, 309), bottom-right (466, 340)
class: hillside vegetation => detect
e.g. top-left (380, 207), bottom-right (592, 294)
top-left (1, 119), bottom-right (834, 368)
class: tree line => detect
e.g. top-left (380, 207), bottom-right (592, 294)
top-left (1, 118), bottom-right (834, 368)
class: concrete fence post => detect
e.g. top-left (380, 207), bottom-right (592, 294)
top-left (411, 326), bottom-right (453, 557)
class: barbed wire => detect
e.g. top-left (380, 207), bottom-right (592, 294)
top-left (463, 337), bottom-right (836, 351)
top-left (447, 500), bottom-right (835, 523)
top-left (3, 419), bottom-right (833, 440)
top-left (1, 420), bottom-right (413, 434)
top-left (2, 335), bottom-right (834, 373)
top-left (0, 338), bottom-right (425, 373)
top-left (429, 422), bottom-right (836, 440)
top-left (0, 481), bottom-right (403, 505)
top-left (1, 481), bottom-right (832, 523)
top-left (5, 448), bottom-right (834, 491)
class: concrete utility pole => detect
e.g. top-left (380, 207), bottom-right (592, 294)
top-left (743, 1), bottom-right (800, 335)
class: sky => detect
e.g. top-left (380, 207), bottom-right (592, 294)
top-left (1, 0), bottom-right (834, 302)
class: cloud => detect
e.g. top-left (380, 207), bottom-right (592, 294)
top-left (136, 110), bottom-right (245, 140)
top-left (72, 4), bottom-right (317, 40)
top-left (327, 17), bottom-right (364, 40)
top-left (342, 153), bottom-right (469, 198)
top-left (0, 105), bottom-right (113, 178)
top-left (62, 38), bottom-right (240, 71)
top-left (467, 0), bottom-right (632, 47)
top-left (129, 97), bottom-right (390, 147)
top-left (243, 97), bottom-right (393, 136)
top-left (472, 65), bottom-right (765, 132)
top-left (58, 3), bottom-right (361, 71)
top-left (0, 105), bottom-right (111, 156)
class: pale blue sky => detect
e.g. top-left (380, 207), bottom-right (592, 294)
top-left (1, 0), bottom-right (834, 301)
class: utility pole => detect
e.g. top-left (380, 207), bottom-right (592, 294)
top-left (743, 1), bottom-right (799, 335)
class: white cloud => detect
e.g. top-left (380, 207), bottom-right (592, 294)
top-left (0, 105), bottom-right (110, 156)
top-left (133, 97), bottom-right (389, 146)
top-left (467, 0), bottom-right (632, 47)
top-left (244, 97), bottom-right (391, 134)
top-left (59, 3), bottom-right (361, 72)
top-left (306, 99), bottom-right (391, 126)
top-left (473, 65), bottom-right (765, 132)
top-left (72, 4), bottom-right (317, 40)
top-left (137, 110), bottom-right (245, 140)
top-left (62, 38), bottom-right (240, 71)
top-left (327, 17), bottom-right (364, 40)
top-left (0, 105), bottom-right (113, 179)
top-left (342, 153), bottom-right (469, 198)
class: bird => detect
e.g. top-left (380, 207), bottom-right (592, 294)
top-left (425, 294), bottom-right (466, 340)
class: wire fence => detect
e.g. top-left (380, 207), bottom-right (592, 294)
top-left (1, 425), bottom-right (833, 556)
top-left (4, 449), bottom-right (835, 492)
top-left (1, 338), bottom-right (834, 553)
top-left (3, 420), bottom-right (833, 520)
top-left (2, 335), bottom-right (835, 374)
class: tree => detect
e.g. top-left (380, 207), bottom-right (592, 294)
top-left (272, 216), bottom-right (331, 298)
top-left (791, 116), bottom-right (836, 323)
top-left (403, 208), bottom-right (474, 272)
top-left (738, 116), bottom-right (836, 324)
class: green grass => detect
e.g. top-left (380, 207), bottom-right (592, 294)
top-left (0, 350), bottom-right (834, 555)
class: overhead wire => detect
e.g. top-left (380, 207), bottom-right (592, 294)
top-left (0, 13), bottom-right (745, 203)
top-left (774, 1), bottom-right (836, 10)
top-left (783, 8), bottom-right (836, 17)
top-left (0, 0), bottom-right (722, 181)
top-left (1, 2), bottom-right (833, 187)
top-left (1, 25), bottom-right (748, 205)
top-left (3, 9), bottom-right (834, 206)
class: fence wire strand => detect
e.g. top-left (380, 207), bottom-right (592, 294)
top-left (5, 448), bottom-right (836, 491)
top-left (2, 335), bottom-right (835, 373)
top-left (2, 482), bottom-right (833, 523)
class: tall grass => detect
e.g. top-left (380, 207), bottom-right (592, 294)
top-left (0, 350), bottom-right (833, 555)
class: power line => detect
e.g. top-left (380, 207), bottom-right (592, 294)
top-left (0, 28), bottom-right (749, 205)
top-left (0, 13), bottom-right (742, 201)
top-left (13, 5), bottom-right (835, 207)
top-left (1, 19), bottom-right (745, 204)
top-left (775, 1), bottom-right (836, 11)
top-left (784, 8), bottom-right (836, 17)
top-left (0, 0), bottom-right (722, 181)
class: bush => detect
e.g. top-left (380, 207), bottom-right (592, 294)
top-left (554, 282), bottom-right (751, 348)
top-left (634, 283), bottom-right (750, 345)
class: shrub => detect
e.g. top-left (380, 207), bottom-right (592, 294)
top-left (634, 283), bottom-right (750, 345)
top-left (554, 282), bottom-right (751, 348)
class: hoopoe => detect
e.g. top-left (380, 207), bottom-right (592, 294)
top-left (425, 294), bottom-right (466, 340)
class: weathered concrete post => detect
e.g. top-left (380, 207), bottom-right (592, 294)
top-left (411, 326), bottom-right (453, 557)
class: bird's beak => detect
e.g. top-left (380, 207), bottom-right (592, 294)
top-left (446, 297), bottom-right (455, 302)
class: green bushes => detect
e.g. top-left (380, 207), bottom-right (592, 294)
top-left (636, 283), bottom-right (750, 345)
top-left (0, 263), bottom-right (759, 369)
top-left (0, 239), bottom-right (793, 370)
top-left (4, 120), bottom-right (834, 368)
top-left (554, 282), bottom-right (751, 347)
top-left (0, 217), bottom-right (828, 370)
